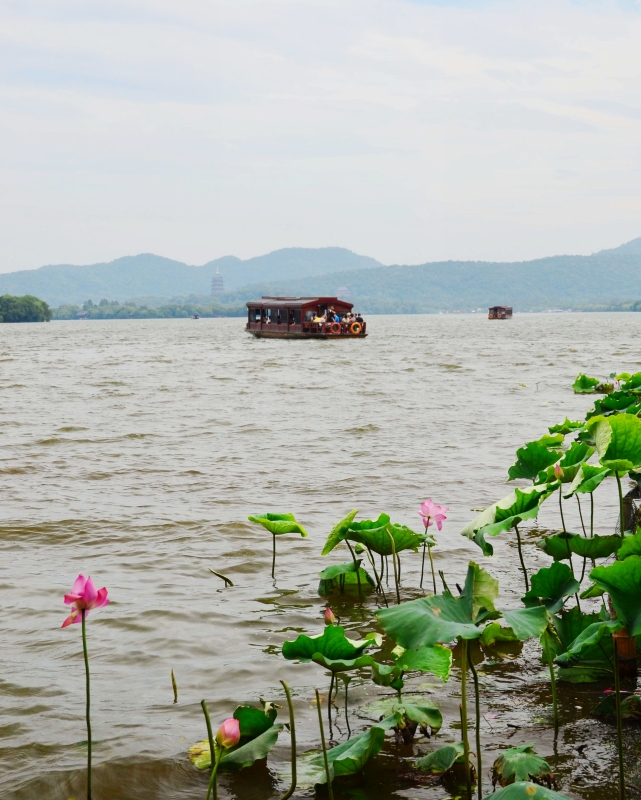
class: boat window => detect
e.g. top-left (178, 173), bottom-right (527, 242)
top-left (290, 309), bottom-right (301, 325)
top-left (251, 308), bottom-right (260, 322)
top-left (304, 310), bottom-right (315, 321)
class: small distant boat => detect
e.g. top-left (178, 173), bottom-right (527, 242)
top-left (246, 296), bottom-right (367, 339)
top-left (192, 314), bottom-right (200, 319)
top-left (488, 306), bottom-right (512, 320)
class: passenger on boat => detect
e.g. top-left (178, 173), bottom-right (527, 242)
top-left (355, 312), bottom-right (363, 323)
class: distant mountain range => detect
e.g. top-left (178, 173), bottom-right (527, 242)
top-left (1, 239), bottom-right (641, 312)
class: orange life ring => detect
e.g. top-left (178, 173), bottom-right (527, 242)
top-left (488, 314), bottom-right (494, 319)
top-left (350, 322), bottom-right (362, 335)
top-left (329, 322), bottom-right (342, 334)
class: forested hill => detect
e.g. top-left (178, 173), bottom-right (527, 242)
top-left (0, 248), bottom-right (382, 307)
top-left (218, 244), bottom-right (641, 313)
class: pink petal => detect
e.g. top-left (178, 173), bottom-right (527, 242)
top-left (71, 575), bottom-right (87, 595)
top-left (63, 593), bottom-right (82, 606)
top-left (94, 587), bottom-right (109, 608)
top-left (82, 577), bottom-right (98, 606)
top-left (61, 608), bottom-right (85, 627)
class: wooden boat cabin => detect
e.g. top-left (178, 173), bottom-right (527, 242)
top-left (245, 296), bottom-right (367, 339)
top-left (488, 306), bottom-right (513, 320)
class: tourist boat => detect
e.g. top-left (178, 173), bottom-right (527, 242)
top-left (245, 296), bottom-right (367, 339)
top-left (488, 305), bottom-right (512, 319)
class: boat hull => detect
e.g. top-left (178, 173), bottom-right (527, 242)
top-left (247, 330), bottom-right (367, 340)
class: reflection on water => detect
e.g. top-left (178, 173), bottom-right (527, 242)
top-left (0, 313), bottom-right (640, 798)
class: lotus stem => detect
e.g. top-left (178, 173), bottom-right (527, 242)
top-left (367, 546), bottom-right (388, 606)
top-left (439, 569), bottom-right (450, 593)
top-left (328, 673), bottom-right (334, 730)
top-left (543, 629), bottom-right (559, 737)
top-left (428, 545), bottom-right (437, 595)
top-left (171, 669), bottom-right (178, 704)
top-left (315, 688), bottom-right (334, 800)
top-left (559, 488), bottom-right (567, 532)
top-left (590, 492), bottom-right (594, 538)
top-left (201, 700), bottom-right (217, 799)
top-left (272, 533), bottom-right (276, 579)
top-left (576, 495), bottom-right (587, 536)
top-left (420, 540), bottom-right (426, 588)
top-left (614, 645), bottom-right (626, 800)
top-left (513, 524), bottom-right (529, 592)
top-left (467, 647), bottom-right (482, 800)
top-left (279, 680), bottom-right (297, 800)
top-left (341, 676), bottom-right (351, 739)
top-left (205, 748), bottom-right (221, 800)
top-left (386, 530), bottom-right (401, 604)
top-left (616, 473), bottom-right (626, 539)
top-left (397, 552), bottom-right (402, 585)
top-left (345, 540), bottom-right (361, 596)
top-left (81, 610), bottom-right (92, 800)
top-left (460, 638), bottom-right (472, 800)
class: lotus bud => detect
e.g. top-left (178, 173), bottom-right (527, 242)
top-left (324, 606), bottom-right (337, 626)
top-left (554, 462), bottom-right (564, 481)
top-left (215, 717), bottom-right (240, 749)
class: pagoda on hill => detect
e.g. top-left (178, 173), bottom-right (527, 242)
top-left (211, 267), bottom-right (225, 295)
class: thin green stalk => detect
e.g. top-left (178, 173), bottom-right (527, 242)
top-left (614, 645), bottom-right (626, 800)
top-left (81, 611), bottom-right (92, 800)
top-left (279, 680), bottom-right (297, 800)
top-left (543, 629), bottom-right (559, 737)
top-left (576, 495), bottom-right (587, 536)
top-left (345, 540), bottom-right (361, 596)
top-left (513, 524), bottom-right (529, 592)
top-left (367, 546), bottom-right (387, 606)
top-left (590, 493), bottom-right (594, 538)
top-left (201, 700), bottom-right (216, 776)
top-left (205, 749), bottom-right (221, 800)
top-left (439, 570), bottom-right (450, 594)
top-left (460, 638), bottom-right (472, 800)
top-left (386, 530), bottom-right (401, 604)
top-left (341, 676), bottom-right (351, 739)
top-left (397, 552), bottom-right (402, 584)
top-left (171, 669), bottom-right (178, 703)
top-left (467, 647), bottom-right (482, 800)
top-left (616, 473), bottom-right (626, 539)
top-left (420, 540), bottom-right (427, 588)
top-left (272, 533), bottom-right (276, 579)
top-left (559, 488), bottom-right (567, 532)
top-left (428, 546), bottom-right (437, 595)
top-left (328, 673), bottom-right (334, 729)
top-left (315, 689), bottom-right (334, 800)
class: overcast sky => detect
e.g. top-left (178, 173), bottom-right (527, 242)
top-left (1, 0), bottom-right (641, 272)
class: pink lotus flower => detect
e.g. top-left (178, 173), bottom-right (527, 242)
top-left (324, 606), bottom-right (337, 626)
top-left (216, 717), bottom-right (241, 749)
top-left (62, 575), bottom-right (109, 628)
top-left (554, 462), bottom-right (564, 480)
top-left (419, 499), bottom-right (448, 531)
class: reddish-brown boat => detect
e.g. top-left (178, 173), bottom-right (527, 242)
top-left (245, 296), bottom-right (367, 339)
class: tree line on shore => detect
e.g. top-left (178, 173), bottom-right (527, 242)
top-left (52, 298), bottom-right (246, 320)
top-left (0, 294), bottom-right (52, 322)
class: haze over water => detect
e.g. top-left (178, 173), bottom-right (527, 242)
top-left (1, 314), bottom-right (639, 799)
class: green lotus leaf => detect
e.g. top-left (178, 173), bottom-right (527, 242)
top-left (462, 487), bottom-right (549, 544)
top-left (396, 702), bottom-right (443, 732)
top-left (480, 622), bottom-right (520, 647)
top-left (588, 390), bottom-right (639, 419)
top-left (564, 463), bottom-right (610, 496)
top-left (593, 692), bottom-right (641, 720)
top-left (321, 510), bottom-right (358, 556)
top-left (247, 513), bottom-right (308, 537)
top-left (416, 742), bottom-right (465, 774)
top-left (189, 702), bottom-right (282, 771)
top-left (502, 607), bottom-right (549, 640)
top-left (295, 721), bottom-right (389, 785)
top-left (573, 373), bottom-right (600, 394)
top-left (590, 556), bottom-right (641, 636)
top-left (282, 624), bottom-right (375, 664)
top-left (617, 529), bottom-right (641, 560)
top-left (312, 653), bottom-right (375, 672)
top-left (491, 744), bottom-right (554, 787)
top-left (373, 643), bottom-right (453, 685)
top-left (508, 442), bottom-right (560, 482)
top-left (579, 582), bottom-right (605, 599)
top-left (621, 372), bottom-right (641, 391)
top-left (544, 607), bottom-right (614, 683)
top-left (536, 441), bottom-right (594, 485)
top-left (483, 784), bottom-right (572, 800)
top-left (317, 560), bottom-right (376, 595)
top-left (377, 562), bottom-right (497, 648)
top-left (535, 433), bottom-right (565, 448)
top-left (554, 619), bottom-right (622, 668)
top-left (537, 531), bottom-right (621, 562)
top-left (522, 562), bottom-right (580, 613)
top-left (548, 419), bottom-right (583, 435)
top-left (345, 519), bottom-right (425, 556)
top-left (586, 414), bottom-right (641, 471)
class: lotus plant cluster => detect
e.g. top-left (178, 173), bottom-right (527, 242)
top-left (60, 369), bottom-right (641, 800)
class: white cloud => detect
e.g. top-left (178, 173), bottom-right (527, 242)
top-left (1, 0), bottom-right (641, 270)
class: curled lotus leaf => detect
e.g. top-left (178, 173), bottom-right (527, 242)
top-left (502, 607), bottom-right (548, 641)
top-left (282, 624), bottom-right (378, 667)
top-left (372, 643), bottom-right (453, 686)
top-left (189, 703), bottom-right (282, 771)
top-left (593, 692), bottom-right (641, 721)
top-left (480, 622), bottom-right (520, 647)
top-left (416, 742), bottom-right (465, 775)
top-left (483, 782), bottom-right (573, 799)
top-left (622, 372), bottom-right (641, 391)
top-left (462, 486), bottom-right (549, 546)
top-left (563, 463), bottom-right (610, 497)
top-left (548, 419), bottom-right (583, 435)
top-left (247, 513), bottom-right (308, 537)
top-left (587, 390), bottom-right (640, 419)
top-left (522, 562), bottom-right (580, 614)
top-left (312, 653), bottom-right (375, 672)
top-left (554, 619), bottom-right (622, 668)
top-left (537, 531), bottom-right (621, 562)
top-left (618, 529), bottom-right (641, 560)
top-left (507, 442), bottom-right (560, 482)
top-left (536, 441), bottom-right (594, 485)
top-left (321, 509), bottom-right (358, 556)
top-left (317, 560), bottom-right (375, 595)
top-left (590, 555), bottom-right (641, 636)
top-left (491, 743), bottom-right (555, 788)
top-left (543, 607), bottom-right (614, 683)
top-left (346, 519), bottom-right (425, 557)
top-left (586, 414), bottom-right (641, 472)
top-left (573, 373), bottom-right (600, 394)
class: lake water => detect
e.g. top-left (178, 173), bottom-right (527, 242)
top-left (1, 313), bottom-right (639, 800)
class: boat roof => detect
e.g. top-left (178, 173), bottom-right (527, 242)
top-left (246, 296), bottom-right (354, 309)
